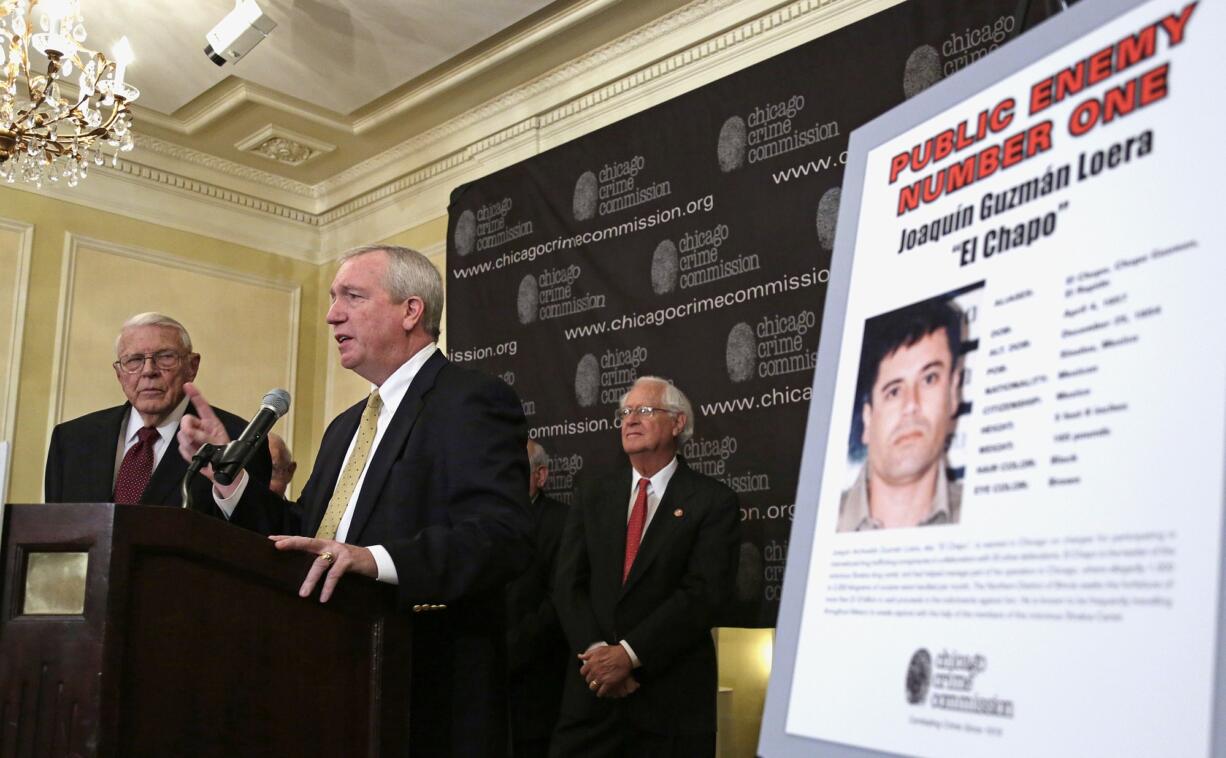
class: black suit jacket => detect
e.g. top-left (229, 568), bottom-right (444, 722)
top-left (553, 460), bottom-right (740, 736)
top-left (507, 492), bottom-right (569, 742)
top-left (238, 350), bottom-right (534, 757)
top-left (44, 401), bottom-right (272, 526)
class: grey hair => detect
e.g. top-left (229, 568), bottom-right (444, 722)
top-left (620, 376), bottom-right (695, 444)
top-left (527, 439), bottom-right (550, 470)
top-left (340, 245), bottom-right (445, 339)
top-left (115, 312), bottom-right (193, 355)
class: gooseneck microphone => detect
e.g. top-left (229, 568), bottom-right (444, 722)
top-left (212, 388), bottom-right (292, 486)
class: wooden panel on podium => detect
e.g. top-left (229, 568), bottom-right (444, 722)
top-left (0, 503), bottom-right (411, 757)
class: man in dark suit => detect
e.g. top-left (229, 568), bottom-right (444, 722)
top-left (508, 439), bottom-right (570, 757)
top-left (44, 312), bottom-right (271, 523)
top-left (551, 376), bottom-right (740, 757)
top-left (177, 245), bottom-right (533, 757)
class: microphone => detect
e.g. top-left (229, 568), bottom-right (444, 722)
top-left (212, 389), bottom-right (291, 486)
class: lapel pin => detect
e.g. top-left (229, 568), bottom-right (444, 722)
top-left (674, 508), bottom-right (684, 518)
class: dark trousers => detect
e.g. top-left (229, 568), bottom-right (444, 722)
top-left (549, 708), bottom-right (715, 758)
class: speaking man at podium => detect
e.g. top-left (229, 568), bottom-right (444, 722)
top-left (177, 245), bottom-right (534, 757)
top-left (44, 311), bottom-right (272, 522)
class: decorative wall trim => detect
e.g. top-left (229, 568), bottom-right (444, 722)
top-left (133, 133), bottom-right (320, 199)
top-left (0, 217), bottom-right (34, 469)
top-left (108, 159), bottom-right (321, 225)
top-left (235, 125), bottom-right (337, 168)
top-left (46, 234), bottom-right (303, 459)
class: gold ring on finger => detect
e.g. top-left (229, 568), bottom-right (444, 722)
top-left (319, 551), bottom-right (334, 564)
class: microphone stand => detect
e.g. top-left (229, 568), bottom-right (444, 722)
top-left (180, 443), bottom-right (220, 513)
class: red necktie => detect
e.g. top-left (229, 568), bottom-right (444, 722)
top-left (623, 479), bottom-right (650, 583)
top-left (113, 426), bottom-right (159, 504)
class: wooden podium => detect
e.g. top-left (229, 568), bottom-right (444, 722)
top-left (0, 503), bottom-right (412, 757)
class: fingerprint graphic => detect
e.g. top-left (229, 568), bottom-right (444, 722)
top-left (574, 354), bottom-right (600, 407)
top-left (725, 322), bottom-right (756, 383)
top-left (816, 187), bottom-right (841, 251)
top-left (735, 542), bottom-right (764, 603)
top-left (903, 45), bottom-right (942, 99)
top-left (651, 240), bottom-right (679, 295)
top-left (906, 649), bottom-right (933, 705)
top-left (517, 275), bottom-right (539, 325)
top-left (573, 171), bottom-right (598, 221)
top-left (453, 210), bottom-right (476, 257)
top-left (717, 116), bottom-right (747, 173)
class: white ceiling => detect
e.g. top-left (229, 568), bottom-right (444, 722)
top-left (74, 0), bottom-right (557, 115)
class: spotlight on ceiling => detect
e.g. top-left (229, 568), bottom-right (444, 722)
top-left (203, 0), bottom-right (276, 66)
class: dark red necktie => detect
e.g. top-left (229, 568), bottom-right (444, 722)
top-left (113, 426), bottom-right (159, 504)
top-left (623, 479), bottom-right (650, 583)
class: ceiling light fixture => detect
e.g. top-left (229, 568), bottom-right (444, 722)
top-left (0, 0), bottom-right (139, 188)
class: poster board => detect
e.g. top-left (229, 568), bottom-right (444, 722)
top-left (761, 0), bottom-right (1226, 754)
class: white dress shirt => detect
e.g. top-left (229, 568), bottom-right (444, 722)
top-left (217, 344), bottom-right (438, 585)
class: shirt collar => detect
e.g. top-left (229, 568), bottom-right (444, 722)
top-left (124, 394), bottom-right (190, 445)
top-left (372, 343), bottom-right (437, 418)
top-left (631, 455), bottom-right (679, 498)
top-left (846, 459), bottom-right (953, 531)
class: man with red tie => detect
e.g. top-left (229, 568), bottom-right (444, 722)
top-left (551, 376), bottom-right (740, 757)
top-left (44, 312), bottom-right (270, 519)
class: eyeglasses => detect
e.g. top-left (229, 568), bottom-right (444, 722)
top-left (614, 406), bottom-right (678, 422)
top-left (114, 350), bottom-right (186, 374)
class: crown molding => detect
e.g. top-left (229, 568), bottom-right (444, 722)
top-left (83, 0), bottom-right (895, 259)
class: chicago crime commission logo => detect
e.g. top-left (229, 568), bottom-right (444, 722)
top-left (520, 265), bottom-right (606, 324)
top-left (717, 116), bottom-right (747, 172)
top-left (517, 275), bottom-right (539, 324)
top-left (651, 240), bottom-right (679, 295)
top-left (815, 187), bottom-right (841, 251)
top-left (906, 649), bottom-right (932, 705)
top-left (457, 197), bottom-right (534, 255)
top-left (544, 452), bottom-right (584, 505)
top-left (574, 347), bottom-right (648, 407)
top-left (453, 210), bottom-right (477, 257)
top-left (717, 94), bottom-right (839, 171)
top-left (572, 156), bottom-right (671, 221)
top-left (903, 45), bottom-right (942, 99)
top-left (909, 649), bottom-right (1017, 717)
top-left (725, 311), bottom-right (819, 383)
top-left (654, 224), bottom-right (760, 294)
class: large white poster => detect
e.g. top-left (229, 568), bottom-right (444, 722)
top-left (765, 0), bottom-right (1226, 755)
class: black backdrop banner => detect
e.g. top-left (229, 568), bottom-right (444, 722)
top-left (446, 0), bottom-right (1046, 627)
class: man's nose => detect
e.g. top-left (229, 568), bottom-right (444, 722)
top-left (140, 356), bottom-right (160, 376)
top-left (902, 383), bottom-right (921, 413)
top-left (326, 300), bottom-right (343, 323)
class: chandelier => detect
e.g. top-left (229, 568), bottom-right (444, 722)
top-left (0, 0), bottom-right (138, 188)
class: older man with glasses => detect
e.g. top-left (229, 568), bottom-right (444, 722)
top-left (551, 376), bottom-right (740, 757)
top-left (44, 312), bottom-right (271, 523)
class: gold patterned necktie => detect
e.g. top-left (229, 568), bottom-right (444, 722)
top-left (315, 389), bottom-right (383, 540)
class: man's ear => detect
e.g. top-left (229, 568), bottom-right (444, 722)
top-left (948, 360), bottom-right (964, 417)
top-left (673, 412), bottom-right (687, 438)
top-left (861, 402), bottom-right (872, 446)
top-left (402, 296), bottom-right (425, 332)
top-left (184, 353), bottom-right (201, 382)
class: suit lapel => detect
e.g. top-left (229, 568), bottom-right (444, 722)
top-left (621, 463), bottom-right (693, 594)
top-left (140, 403), bottom-right (195, 506)
top-left (302, 402), bottom-right (364, 536)
top-left (77, 405), bottom-right (128, 502)
top-left (344, 351), bottom-right (445, 543)
top-left (597, 473), bottom-right (632, 598)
